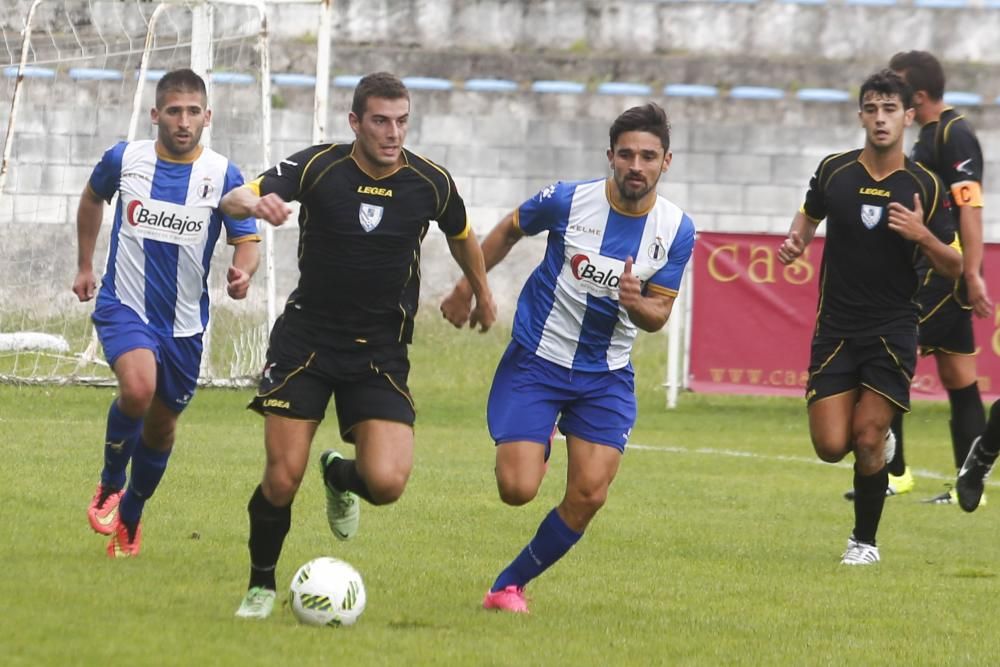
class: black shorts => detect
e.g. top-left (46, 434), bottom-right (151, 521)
top-left (248, 315), bottom-right (415, 442)
top-left (918, 295), bottom-right (975, 356)
top-left (806, 332), bottom-right (917, 411)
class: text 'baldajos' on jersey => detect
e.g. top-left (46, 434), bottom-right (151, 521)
top-left (512, 178), bottom-right (695, 372)
top-left (250, 143), bottom-right (469, 347)
top-left (89, 140), bottom-right (260, 337)
top-left (801, 149), bottom-right (958, 337)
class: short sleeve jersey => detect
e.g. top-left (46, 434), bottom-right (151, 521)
top-left (910, 107), bottom-right (984, 304)
top-left (252, 143), bottom-right (469, 346)
top-left (801, 149), bottom-right (958, 337)
top-left (911, 107), bottom-right (984, 206)
top-left (512, 178), bottom-right (695, 372)
top-left (89, 140), bottom-right (260, 337)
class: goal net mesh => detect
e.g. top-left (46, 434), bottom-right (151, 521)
top-left (1, 0), bottom-right (282, 386)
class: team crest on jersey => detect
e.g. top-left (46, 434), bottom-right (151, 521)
top-left (197, 178), bottom-right (215, 199)
top-left (359, 203), bottom-right (384, 232)
top-left (860, 204), bottom-right (883, 230)
top-left (648, 237), bottom-right (666, 261)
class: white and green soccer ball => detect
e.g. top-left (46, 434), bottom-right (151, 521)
top-left (289, 557), bottom-right (366, 627)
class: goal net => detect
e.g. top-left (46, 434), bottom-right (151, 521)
top-left (0, 0), bottom-right (326, 386)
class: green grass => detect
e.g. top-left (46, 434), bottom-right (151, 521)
top-left (2, 318), bottom-right (1000, 665)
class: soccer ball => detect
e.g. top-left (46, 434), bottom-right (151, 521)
top-left (288, 557), bottom-right (367, 627)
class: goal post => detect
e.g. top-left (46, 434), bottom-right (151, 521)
top-left (0, 0), bottom-right (332, 386)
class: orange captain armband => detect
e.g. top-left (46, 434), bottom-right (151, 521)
top-left (950, 180), bottom-right (983, 208)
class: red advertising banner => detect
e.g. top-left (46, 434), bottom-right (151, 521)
top-left (688, 231), bottom-right (1000, 400)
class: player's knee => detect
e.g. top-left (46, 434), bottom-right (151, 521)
top-left (810, 435), bottom-right (849, 463)
top-left (264, 469), bottom-right (305, 506)
top-left (365, 470), bottom-right (408, 505)
top-left (495, 468), bottom-right (540, 505)
top-left (497, 481), bottom-right (537, 506)
top-left (566, 486), bottom-right (608, 518)
top-left (142, 421), bottom-right (176, 451)
top-left (117, 382), bottom-right (155, 416)
top-left (852, 427), bottom-right (882, 454)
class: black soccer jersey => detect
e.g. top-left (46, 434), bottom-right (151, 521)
top-left (801, 149), bottom-right (957, 337)
top-left (253, 142), bottom-right (469, 346)
top-left (910, 107), bottom-right (984, 308)
top-left (910, 107), bottom-right (984, 194)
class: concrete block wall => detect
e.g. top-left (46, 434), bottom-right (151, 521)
top-left (6, 0), bottom-right (1000, 312)
top-left (5, 83), bottom-right (1000, 314)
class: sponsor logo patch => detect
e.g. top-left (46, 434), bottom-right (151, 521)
top-left (122, 195), bottom-right (210, 245)
top-left (357, 185), bottom-right (393, 197)
top-left (569, 253), bottom-right (622, 296)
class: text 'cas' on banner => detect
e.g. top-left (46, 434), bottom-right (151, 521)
top-left (687, 231), bottom-right (1000, 401)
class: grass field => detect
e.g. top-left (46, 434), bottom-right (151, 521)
top-left (2, 317), bottom-right (1000, 665)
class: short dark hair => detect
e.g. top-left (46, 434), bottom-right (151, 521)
top-left (858, 69), bottom-right (913, 109)
top-left (351, 72), bottom-right (410, 118)
top-left (889, 50), bottom-right (945, 101)
top-left (609, 103), bottom-right (671, 153)
top-left (155, 68), bottom-right (207, 109)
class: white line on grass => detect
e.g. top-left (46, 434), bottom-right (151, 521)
top-left (626, 442), bottom-right (1000, 488)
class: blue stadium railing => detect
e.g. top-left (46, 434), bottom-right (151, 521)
top-left (0, 67), bottom-right (991, 108)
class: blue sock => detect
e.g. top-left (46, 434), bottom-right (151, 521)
top-left (118, 441), bottom-right (171, 527)
top-left (101, 400), bottom-right (142, 489)
top-left (491, 508), bottom-right (582, 592)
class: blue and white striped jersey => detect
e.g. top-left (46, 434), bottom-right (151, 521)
top-left (88, 140), bottom-right (260, 337)
top-left (512, 178), bottom-right (695, 371)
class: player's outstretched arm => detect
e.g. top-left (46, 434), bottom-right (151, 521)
top-left (73, 184), bottom-right (105, 302)
top-left (220, 186), bottom-right (292, 227)
top-left (618, 256), bottom-right (675, 332)
top-left (777, 211), bottom-right (817, 266)
top-left (888, 193), bottom-right (963, 280)
top-left (441, 211), bottom-right (521, 329)
top-left (226, 240), bottom-right (260, 300)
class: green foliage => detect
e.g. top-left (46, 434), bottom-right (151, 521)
top-left (2, 319), bottom-right (1000, 664)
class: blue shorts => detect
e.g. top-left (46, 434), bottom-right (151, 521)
top-left (92, 300), bottom-right (203, 413)
top-left (487, 341), bottom-right (636, 451)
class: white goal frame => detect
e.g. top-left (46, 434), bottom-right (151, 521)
top-left (0, 0), bottom-right (332, 386)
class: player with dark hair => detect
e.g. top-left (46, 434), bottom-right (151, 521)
top-left (858, 50), bottom-right (992, 506)
top-left (441, 102), bottom-right (695, 613)
top-left (74, 68), bottom-right (261, 557)
top-left (779, 70), bottom-right (962, 564)
top-left (222, 71), bottom-right (497, 619)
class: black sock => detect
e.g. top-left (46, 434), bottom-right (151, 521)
top-left (948, 382), bottom-right (986, 469)
top-left (324, 456), bottom-right (375, 504)
top-left (980, 400), bottom-right (1000, 457)
top-left (247, 485), bottom-right (291, 591)
top-left (852, 465), bottom-right (888, 545)
top-left (888, 412), bottom-right (905, 476)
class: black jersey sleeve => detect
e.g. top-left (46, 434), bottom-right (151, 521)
top-left (923, 172), bottom-right (958, 245)
top-left (435, 173), bottom-right (469, 237)
top-left (801, 157), bottom-right (830, 222)
top-left (256, 144), bottom-right (331, 202)
top-left (939, 119), bottom-right (984, 187)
